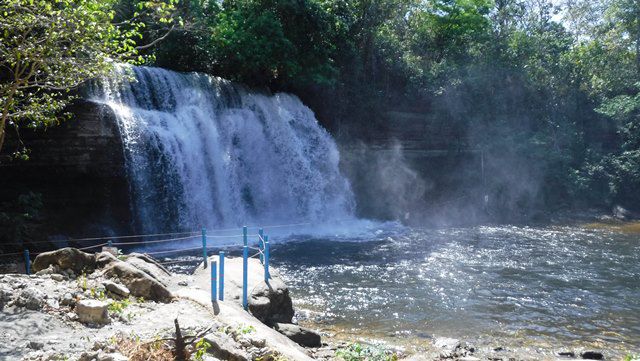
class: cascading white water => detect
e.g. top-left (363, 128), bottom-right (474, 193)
top-left (92, 65), bottom-right (356, 233)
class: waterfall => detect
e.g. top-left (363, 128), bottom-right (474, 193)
top-left (92, 65), bottom-right (356, 234)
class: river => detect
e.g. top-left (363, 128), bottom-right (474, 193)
top-left (271, 223), bottom-right (640, 358)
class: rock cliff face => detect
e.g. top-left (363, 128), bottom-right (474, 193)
top-left (0, 100), bottom-right (132, 243)
top-left (339, 110), bottom-right (487, 226)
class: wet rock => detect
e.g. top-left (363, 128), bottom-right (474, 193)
top-left (248, 277), bottom-right (294, 324)
top-left (581, 351), bottom-right (604, 360)
top-left (433, 337), bottom-right (475, 359)
top-left (203, 333), bottom-right (250, 361)
top-left (32, 248), bottom-right (95, 274)
top-left (274, 323), bottom-right (322, 347)
top-left (75, 299), bottom-right (109, 324)
top-left (102, 280), bottom-right (130, 298)
top-left (103, 260), bottom-right (172, 302)
top-left (15, 288), bottom-right (46, 310)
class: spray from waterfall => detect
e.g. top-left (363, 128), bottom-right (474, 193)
top-left (90, 65), bottom-right (359, 235)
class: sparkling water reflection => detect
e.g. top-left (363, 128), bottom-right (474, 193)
top-left (271, 225), bottom-right (640, 355)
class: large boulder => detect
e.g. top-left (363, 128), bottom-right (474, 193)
top-left (124, 254), bottom-right (171, 286)
top-left (248, 277), bottom-right (294, 325)
top-left (274, 323), bottom-right (322, 348)
top-left (102, 260), bottom-right (173, 302)
top-left (32, 247), bottom-right (96, 274)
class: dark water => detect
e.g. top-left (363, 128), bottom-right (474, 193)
top-left (270, 225), bottom-right (640, 356)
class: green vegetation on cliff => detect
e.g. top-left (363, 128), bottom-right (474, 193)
top-left (2, 0), bottom-right (640, 213)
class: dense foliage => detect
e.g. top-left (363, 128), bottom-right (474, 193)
top-left (145, 0), bottom-right (640, 213)
top-left (0, 0), bottom-right (178, 158)
top-left (2, 0), bottom-right (640, 214)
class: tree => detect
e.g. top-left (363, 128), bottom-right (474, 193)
top-left (0, 0), bottom-right (178, 158)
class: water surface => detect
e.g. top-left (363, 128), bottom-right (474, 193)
top-left (271, 225), bottom-right (640, 357)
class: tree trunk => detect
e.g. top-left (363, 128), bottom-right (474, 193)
top-left (0, 83), bottom-right (19, 154)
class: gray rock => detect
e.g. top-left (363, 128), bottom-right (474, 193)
top-left (203, 333), bottom-right (250, 361)
top-left (50, 273), bottom-right (65, 282)
top-left (0, 285), bottom-right (13, 307)
top-left (274, 323), bottom-right (322, 348)
top-left (95, 252), bottom-right (119, 268)
top-left (124, 255), bottom-right (172, 286)
top-left (434, 337), bottom-right (460, 350)
top-left (97, 352), bottom-right (128, 361)
top-left (60, 292), bottom-right (76, 307)
top-left (26, 340), bottom-right (44, 350)
top-left (103, 260), bottom-right (173, 302)
top-left (35, 264), bottom-right (59, 276)
top-left (248, 277), bottom-right (294, 324)
top-left (15, 288), bottom-right (45, 310)
top-left (103, 280), bottom-right (130, 297)
top-left (75, 299), bottom-right (109, 324)
top-left (32, 248), bottom-right (96, 274)
top-left (433, 337), bottom-right (475, 359)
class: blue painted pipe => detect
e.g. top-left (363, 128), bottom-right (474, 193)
top-left (258, 228), bottom-right (264, 264)
top-left (243, 226), bottom-right (248, 247)
top-left (219, 251), bottom-right (225, 301)
top-left (211, 260), bottom-right (217, 302)
top-left (242, 245), bottom-right (248, 310)
top-left (264, 235), bottom-right (270, 281)
top-left (202, 227), bottom-right (207, 269)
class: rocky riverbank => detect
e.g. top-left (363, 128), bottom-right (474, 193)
top-left (0, 247), bottom-right (324, 360)
top-left (0, 247), bottom-right (633, 361)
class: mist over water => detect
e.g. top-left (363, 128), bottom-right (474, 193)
top-left (88, 66), bottom-right (639, 357)
top-left (92, 66), bottom-right (357, 234)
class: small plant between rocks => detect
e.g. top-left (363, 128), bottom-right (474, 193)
top-left (335, 343), bottom-right (399, 361)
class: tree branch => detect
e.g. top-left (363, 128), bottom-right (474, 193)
top-left (135, 25), bottom-right (176, 50)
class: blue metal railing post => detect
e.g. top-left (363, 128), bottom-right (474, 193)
top-left (243, 226), bottom-right (248, 246)
top-left (202, 228), bottom-right (208, 269)
top-left (24, 249), bottom-right (30, 275)
top-left (218, 251), bottom-right (225, 301)
top-left (258, 228), bottom-right (264, 264)
top-left (107, 240), bottom-right (113, 247)
top-left (211, 260), bottom-right (217, 302)
top-left (264, 235), bottom-right (270, 281)
top-left (242, 245), bottom-right (248, 310)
